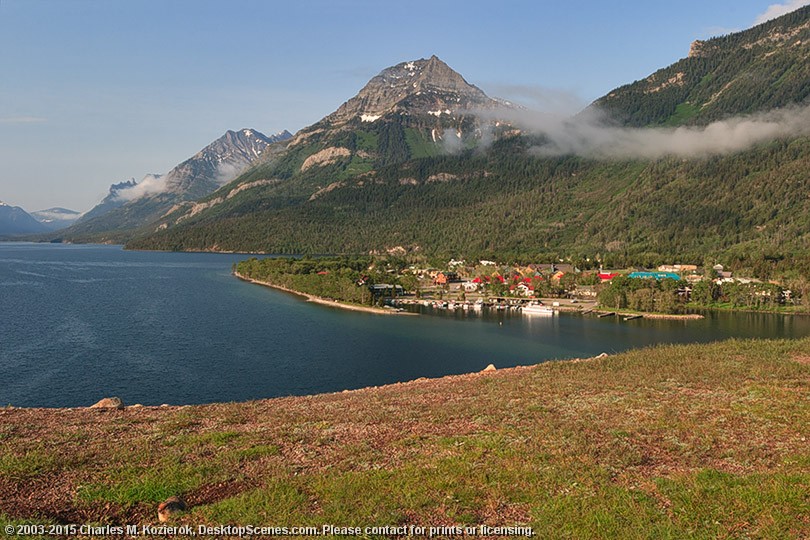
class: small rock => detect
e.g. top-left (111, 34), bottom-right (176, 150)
top-left (157, 496), bottom-right (187, 522)
top-left (129, 404), bottom-right (144, 409)
top-left (483, 364), bottom-right (497, 372)
top-left (594, 353), bottom-right (609, 359)
top-left (89, 397), bottom-right (124, 410)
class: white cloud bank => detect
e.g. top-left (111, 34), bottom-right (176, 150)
top-left (754, 0), bottom-right (810, 25)
top-left (479, 104), bottom-right (810, 159)
top-left (112, 174), bottom-right (166, 202)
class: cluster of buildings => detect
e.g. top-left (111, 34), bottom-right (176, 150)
top-left (395, 259), bottom-right (790, 302)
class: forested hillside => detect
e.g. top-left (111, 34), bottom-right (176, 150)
top-left (128, 134), bottom-right (810, 278)
top-left (593, 6), bottom-right (810, 126)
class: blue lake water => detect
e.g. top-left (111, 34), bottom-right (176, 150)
top-left (2, 242), bottom-right (809, 407)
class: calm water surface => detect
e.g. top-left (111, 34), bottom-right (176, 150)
top-left (2, 243), bottom-right (808, 407)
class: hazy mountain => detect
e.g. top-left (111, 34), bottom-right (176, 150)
top-left (57, 129), bottom-right (291, 242)
top-left (0, 201), bottom-right (47, 236)
top-left (30, 207), bottom-right (82, 231)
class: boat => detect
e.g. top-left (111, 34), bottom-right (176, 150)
top-left (521, 302), bottom-right (556, 316)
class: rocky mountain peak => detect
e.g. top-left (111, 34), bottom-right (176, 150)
top-left (163, 128), bottom-right (292, 197)
top-left (326, 55), bottom-right (496, 124)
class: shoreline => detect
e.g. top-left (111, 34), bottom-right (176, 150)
top-left (595, 309), bottom-right (705, 320)
top-left (234, 271), bottom-right (417, 316)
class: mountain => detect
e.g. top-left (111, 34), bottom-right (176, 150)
top-left (140, 56), bottom-right (508, 234)
top-left (57, 129), bottom-right (291, 242)
top-left (324, 54), bottom-right (497, 125)
top-left (30, 207), bottom-right (82, 231)
top-left (593, 5), bottom-right (810, 126)
top-left (0, 201), bottom-right (48, 236)
top-left (127, 22), bottom-right (810, 276)
top-left (129, 11), bottom-right (810, 276)
top-left (224, 56), bottom-right (506, 191)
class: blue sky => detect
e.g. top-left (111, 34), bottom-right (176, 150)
top-left (1, 0), bottom-right (807, 212)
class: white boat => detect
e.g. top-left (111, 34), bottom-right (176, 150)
top-left (522, 303), bottom-right (556, 316)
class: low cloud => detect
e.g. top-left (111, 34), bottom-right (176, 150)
top-left (439, 128), bottom-right (464, 154)
top-left (478, 103), bottom-right (810, 159)
top-left (754, 0), bottom-right (810, 25)
top-left (112, 174), bottom-right (166, 202)
top-left (213, 161), bottom-right (246, 185)
top-left (110, 160), bottom-right (245, 203)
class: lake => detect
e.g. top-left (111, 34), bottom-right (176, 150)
top-left (2, 242), bottom-right (808, 408)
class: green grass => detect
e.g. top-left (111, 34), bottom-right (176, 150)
top-left (404, 127), bottom-right (440, 159)
top-left (77, 458), bottom-right (222, 504)
top-left (354, 130), bottom-right (379, 152)
top-left (663, 102), bottom-right (701, 126)
top-left (339, 155), bottom-right (375, 179)
top-left (0, 449), bottom-right (59, 480)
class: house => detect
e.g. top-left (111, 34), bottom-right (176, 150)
top-left (433, 272), bottom-right (460, 286)
top-left (510, 282), bottom-right (535, 297)
top-left (598, 272), bottom-right (620, 282)
top-left (463, 281), bottom-right (479, 292)
top-left (574, 285), bottom-right (598, 297)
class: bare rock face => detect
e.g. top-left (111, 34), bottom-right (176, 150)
top-left (688, 40), bottom-right (718, 58)
top-left (157, 496), bottom-right (187, 522)
top-left (326, 55), bottom-right (497, 125)
top-left (483, 364), bottom-right (497, 372)
top-left (89, 397), bottom-right (124, 410)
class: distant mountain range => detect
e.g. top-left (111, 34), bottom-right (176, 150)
top-left (30, 207), bottom-right (82, 231)
top-left (0, 201), bottom-right (48, 236)
top-left (50, 7), bottom-right (810, 274)
top-left (0, 203), bottom-right (83, 236)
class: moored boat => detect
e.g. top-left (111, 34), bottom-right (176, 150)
top-left (522, 302), bottom-right (556, 316)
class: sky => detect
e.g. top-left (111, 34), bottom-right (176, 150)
top-left (1, 0), bottom-right (808, 212)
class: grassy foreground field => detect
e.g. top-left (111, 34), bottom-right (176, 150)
top-left (1, 339), bottom-right (809, 539)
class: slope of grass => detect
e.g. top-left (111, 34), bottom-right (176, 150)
top-left (0, 338), bottom-right (808, 538)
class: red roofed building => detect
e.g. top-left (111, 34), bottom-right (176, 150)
top-left (598, 272), bottom-right (620, 282)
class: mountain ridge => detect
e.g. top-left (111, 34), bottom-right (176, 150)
top-left (55, 128), bottom-right (291, 242)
